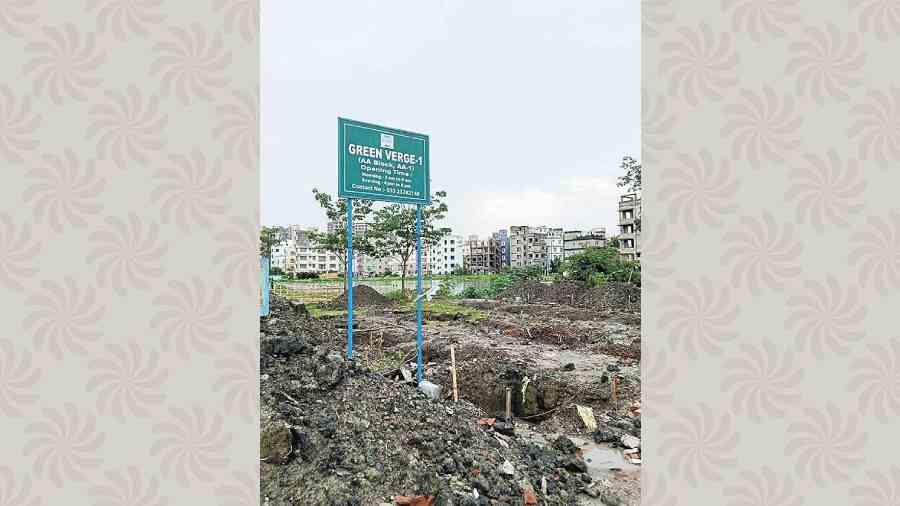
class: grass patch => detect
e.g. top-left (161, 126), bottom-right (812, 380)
top-left (357, 349), bottom-right (408, 374)
top-left (395, 297), bottom-right (486, 323)
top-left (385, 289), bottom-right (412, 302)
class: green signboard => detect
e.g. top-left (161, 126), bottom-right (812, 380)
top-left (338, 117), bottom-right (430, 205)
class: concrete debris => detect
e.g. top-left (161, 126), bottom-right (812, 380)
top-left (499, 459), bottom-right (515, 476)
top-left (417, 380), bottom-right (441, 400)
top-left (623, 448), bottom-right (641, 465)
top-left (575, 404), bottom-right (598, 432)
top-left (493, 420), bottom-right (515, 436)
top-left (620, 434), bottom-right (640, 449)
top-left (562, 456), bottom-right (588, 473)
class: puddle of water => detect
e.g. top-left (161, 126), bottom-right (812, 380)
top-left (569, 435), bottom-right (639, 478)
top-left (516, 429), bottom-right (640, 505)
top-left (517, 429), bottom-right (639, 478)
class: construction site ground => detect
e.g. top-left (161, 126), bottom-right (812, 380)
top-left (260, 284), bottom-right (641, 506)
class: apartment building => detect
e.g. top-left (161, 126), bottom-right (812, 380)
top-left (617, 193), bottom-right (641, 261)
top-left (431, 234), bottom-right (463, 275)
top-left (270, 239), bottom-right (296, 272)
top-left (294, 233), bottom-right (342, 273)
top-left (563, 227), bottom-right (607, 258)
top-left (327, 220), bottom-right (371, 237)
top-left (463, 235), bottom-right (502, 274)
top-left (270, 225), bottom-right (344, 274)
top-left (509, 225), bottom-right (564, 270)
top-left (492, 229), bottom-right (511, 269)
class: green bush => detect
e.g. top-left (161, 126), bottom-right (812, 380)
top-left (460, 286), bottom-right (484, 298)
top-left (385, 289), bottom-right (410, 302)
top-left (564, 247), bottom-right (640, 287)
top-left (435, 279), bottom-right (458, 298)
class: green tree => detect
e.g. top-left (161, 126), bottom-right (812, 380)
top-left (369, 191), bottom-right (451, 292)
top-left (309, 189), bottom-right (375, 290)
top-left (259, 226), bottom-right (280, 257)
top-left (564, 246), bottom-right (640, 287)
top-left (549, 257), bottom-right (563, 274)
top-left (616, 155), bottom-right (641, 193)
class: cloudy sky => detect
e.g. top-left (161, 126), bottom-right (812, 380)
top-left (262, 0), bottom-right (639, 238)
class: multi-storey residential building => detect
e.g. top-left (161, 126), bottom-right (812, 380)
top-left (327, 220), bottom-right (371, 237)
top-left (270, 239), bottom-right (296, 272)
top-left (492, 229), bottom-right (511, 269)
top-left (326, 220), bottom-right (373, 275)
top-left (509, 225), bottom-right (564, 270)
top-left (617, 193), bottom-right (641, 261)
top-left (545, 227), bottom-right (564, 269)
top-left (270, 226), bottom-right (344, 274)
top-left (463, 235), bottom-right (501, 274)
top-left (294, 239), bottom-right (342, 273)
top-left (563, 227), bottom-right (607, 258)
top-left (431, 234), bottom-right (463, 275)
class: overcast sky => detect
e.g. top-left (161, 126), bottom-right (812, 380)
top-left (262, 0), bottom-right (639, 238)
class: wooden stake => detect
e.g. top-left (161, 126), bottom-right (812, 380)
top-left (505, 387), bottom-right (512, 420)
top-left (450, 345), bottom-right (459, 402)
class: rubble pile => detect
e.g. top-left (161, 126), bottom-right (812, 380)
top-left (260, 295), bottom-right (601, 506)
top-left (498, 281), bottom-right (640, 313)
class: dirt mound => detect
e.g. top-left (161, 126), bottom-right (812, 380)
top-left (260, 295), bottom-right (596, 505)
top-left (499, 281), bottom-right (640, 313)
top-left (325, 284), bottom-right (392, 310)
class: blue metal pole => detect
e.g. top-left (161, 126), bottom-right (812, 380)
top-left (416, 204), bottom-right (424, 383)
top-left (347, 199), bottom-right (354, 360)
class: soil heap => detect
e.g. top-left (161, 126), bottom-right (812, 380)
top-left (498, 281), bottom-right (639, 314)
top-left (261, 295), bottom-right (594, 506)
top-left (324, 284), bottom-right (392, 310)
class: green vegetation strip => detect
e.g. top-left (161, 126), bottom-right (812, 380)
top-left (395, 298), bottom-right (486, 323)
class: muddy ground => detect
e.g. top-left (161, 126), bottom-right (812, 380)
top-left (260, 286), bottom-right (641, 506)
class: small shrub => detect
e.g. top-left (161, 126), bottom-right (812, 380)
top-left (436, 279), bottom-right (458, 298)
top-left (385, 289), bottom-right (411, 302)
top-left (460, 286), bottom-right (483, 298)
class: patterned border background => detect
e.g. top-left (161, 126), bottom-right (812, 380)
top-left (0, 1), bottom-right (258, 504)
top-left (644, 0), bottom-right (900, 504)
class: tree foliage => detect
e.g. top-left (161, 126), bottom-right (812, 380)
top-left (616, 155), bottom-right (641, 193)
top-left (259, 226), bottom-right (280, 257)
top-left (564, 246), bottom-right (641, 287)
top-left (309, 188), bottom-right (374, 264)
top-left (549, 257), bottom-right (563, 274)
top-left (368, 191), bottom-right (451, 292)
